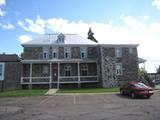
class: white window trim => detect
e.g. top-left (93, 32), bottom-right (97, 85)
top-left (129, 48), bottom-right (133, 54)
top-left (64, 47), bottom-right (71, 59)
top-left (81, 64), bottom-right (88, 76)
top-left (80, 48), bottom-right (87, 59)
top-left (116, 63), bottom-right (123, 75)
top-left (115, 48), bottom-right (122, 58)
top-left (0, 63), bottom-right (5, 80)
top-left (42, 65), bottom-right (49, 74)
top-left (43, 51), bottom-right (49, 59)
top-left (64, 65), bottom-right (72, 76)
top-left (52, 48), bottom-right (58, 59)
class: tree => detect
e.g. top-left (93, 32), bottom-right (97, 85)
top-left (138, 68), bottom-right (154, 87)
top-left (87, 28), bottom-right (98, 43)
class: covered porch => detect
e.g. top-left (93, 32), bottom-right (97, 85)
top-left (21, 59), bottom-right (99, 89)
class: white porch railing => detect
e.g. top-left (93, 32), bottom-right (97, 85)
top-left (21, 75), bottom-right (98, 84)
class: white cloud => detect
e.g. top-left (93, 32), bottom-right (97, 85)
top-left (0, 0), bottom-right (5, 17)
top-left (152, 0), bottom-right (160, 10)
top-left (18, 35), bottom-right (32, 43)
top-left (18, 16), bottom-right (160, 73)
top-left (18, 16), bottom-right (46, 34)
top-left (0, 0), bottom-right (5, 6)
top-left (0, 23), bottom-right (14, 29)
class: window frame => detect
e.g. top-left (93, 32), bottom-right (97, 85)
top-left (115, 63), bottom-right (123, 75)
top-left (64, 47), bottom-right (71, 59)
top-left (129, 48), bottom-right (133, 54)
top-left (64, 65), bottom-right (72, 76)
top-left (80, 64), bottom-right (88, 76)
top-left (42, 65), bottom-right (49, 74)
top-left (115, 48), bottom-right (122, 58)
top-left (52, 48), bottom-right (58, 59)
top-left (80, 48), bottom-right (87, 59)
top-left (0, 63), bottom-right (5, 80)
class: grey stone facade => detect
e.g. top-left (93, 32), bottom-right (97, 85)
top-left (21, 34), bottom-right (139, 88)
top-left (101, 46), bottom-right (139, 87)
top-left (0, 54), bottom-right (21, 91)
top-left (23, 47), bottom-right (43, 59)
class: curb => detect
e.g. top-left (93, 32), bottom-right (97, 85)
top-left (54, 92), bottom-right (120, 96)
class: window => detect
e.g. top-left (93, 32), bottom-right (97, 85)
top-left (64, 48), bottom-right (71, 59)
top-left (129, 48), bottom-right (133, 54)
top-left (0, 63), bottom-right (5, 80)
top-left (81, 48), bottom-right (87, 59)
top-left (65, 65), bottom-right (71, 76)
top-left (52, 48), bottom-right (58, 59)
top-left (116, 63), bottom-right (123, 75)
top-left (115, 48), bottom-right (122, 58)
top-left (42, 65), bottom-right (49, 74)
top-left (81, 64), bottom-right (88, 76)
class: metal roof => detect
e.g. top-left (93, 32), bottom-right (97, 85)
top-left (22, 34), bottom-right (97, 46)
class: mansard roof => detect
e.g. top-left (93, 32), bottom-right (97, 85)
top-left (22, 34), bottom-right (97, 46)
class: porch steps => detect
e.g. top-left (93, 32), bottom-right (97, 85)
top-left (45, 89), bottom-right (58, 95)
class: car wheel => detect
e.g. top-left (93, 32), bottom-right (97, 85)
top-left (131, 93), bottom-right (135, 99)
top-left (146, 96), bottom-right (151, 99)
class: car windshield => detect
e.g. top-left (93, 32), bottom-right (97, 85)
top-left (134, 83), bottom-right (148, 88)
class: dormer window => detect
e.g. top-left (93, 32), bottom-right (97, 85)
top-left (57, 33), bottom-right (65, 43)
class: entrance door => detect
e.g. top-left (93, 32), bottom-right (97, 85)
top-left (52, 64), bottom-right (58, 82)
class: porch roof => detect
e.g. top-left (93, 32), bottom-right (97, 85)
top-left (21, 59), bottom-right (98, 63)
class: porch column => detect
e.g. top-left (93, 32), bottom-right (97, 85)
top-left (49, 63), bottom-right (52, 89)
top-left (78, 62), bottom-right (81, 88)
top-left (57, 63), bottom-right (60, 89)
top-left (29, 63), bottom-right (32, 89)
top-left (96, 62), bottom-right (98, 81)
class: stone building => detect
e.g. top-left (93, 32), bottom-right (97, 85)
top-left (0, 54), bottom-right (21, 91)
top-left (21, 33), bottom-right (139, 89)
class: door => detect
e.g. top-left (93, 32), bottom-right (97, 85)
top-left (52, 64), bottom-right (58, 82)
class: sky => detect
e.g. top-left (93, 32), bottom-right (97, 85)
top-left (0, 0), bottom-right (160, 73)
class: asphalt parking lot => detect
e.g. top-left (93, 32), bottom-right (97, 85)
top-left (0, 91), bottom-right (160, 120)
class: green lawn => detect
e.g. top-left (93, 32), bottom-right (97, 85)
top-left (57, 87), bottom-right (119, 93)
top-left (0, 89), bottom-right (48, 97)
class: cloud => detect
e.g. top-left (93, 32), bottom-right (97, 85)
top-left (0, 23), bottom-right (14, 29)
top-left (152, 0), bottom-right (160, 10)
top-left (18, 16), bottom-right (160, 72)
top-left (0, 0), bottom-right (5, 6)
top-left (18, 16), bottom-right (46, 34)
top-left (18, 35), bottom-right (32, 43)
top-left (0, 0), bottom-right (6, 17)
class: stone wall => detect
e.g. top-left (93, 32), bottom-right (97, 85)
top-left (23, 46), bottom-right (98, 60)
top-left (101, 47), bottom-right (118, 87)
top-left (23, 47), bottom-right (43, 59)
top-left (88, 47), bottom-right (98, 59)
top-left (101, 46), bottom-right (139, 87)
top-left (72, 47), bottom-right (80, 59)
top-left (0, 62), bottom-right (21, 91)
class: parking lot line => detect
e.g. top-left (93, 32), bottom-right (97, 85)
top-left (39, 96), bottom-right (52, 105)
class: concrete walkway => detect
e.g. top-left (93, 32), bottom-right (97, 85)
top-left (45, 89), bottom-right (58, 95)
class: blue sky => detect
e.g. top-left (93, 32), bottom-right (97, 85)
top-left (0, 0), bottom-right (160, 72)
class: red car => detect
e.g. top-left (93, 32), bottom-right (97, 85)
top-left (120, 81), bottom-right (154, 99)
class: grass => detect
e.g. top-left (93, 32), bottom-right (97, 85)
top-left (0, 89), bottom-right (48, 97)
top-left (57, 87), bottom-right (119, 93)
